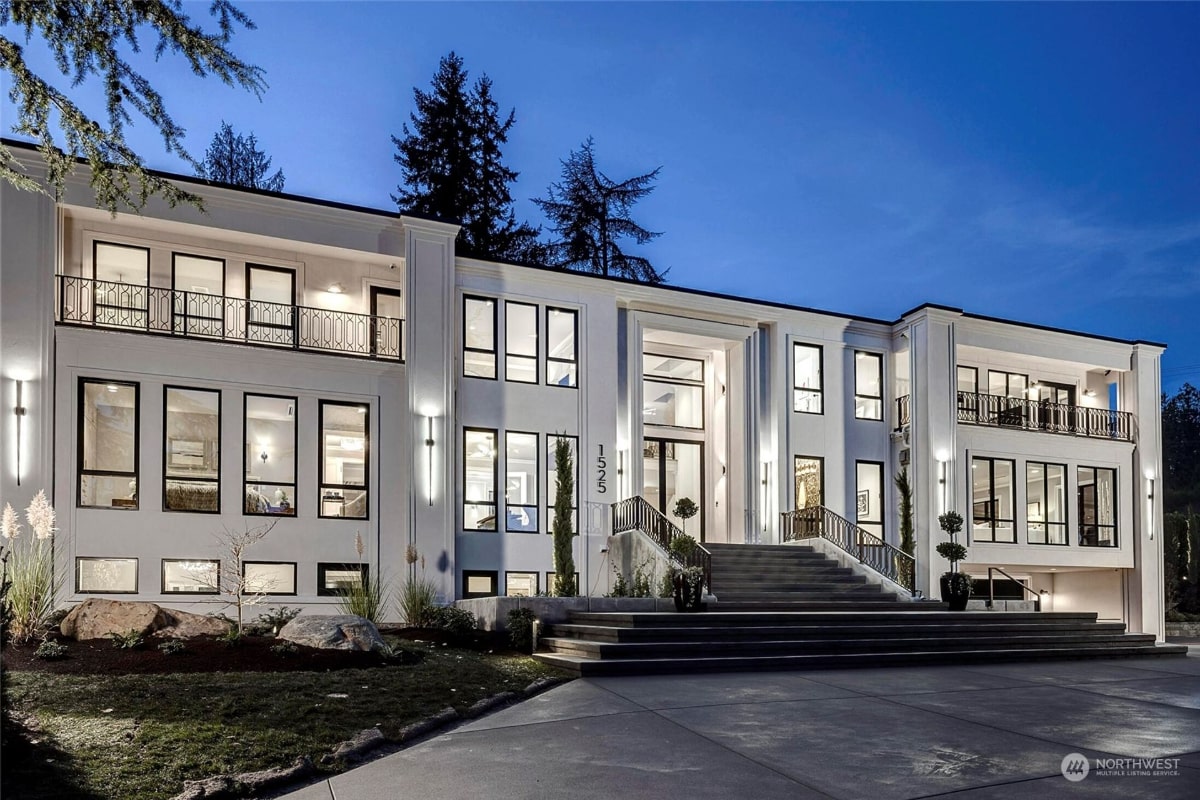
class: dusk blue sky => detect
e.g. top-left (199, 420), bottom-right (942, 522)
top-left (5, 2), bottom-right (1200, 390)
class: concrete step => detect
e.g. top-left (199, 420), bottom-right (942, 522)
top-left (546, 620), bottom-right (1131, 642)
top-left (565, 610), bottom-right (1093, 628)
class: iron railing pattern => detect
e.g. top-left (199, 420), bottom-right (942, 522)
top-left (956, 390), bottom-right (1132, 441)
top-left (56, 275), bottom-right (403, 361)
top-left (781, 505), bottom-right (916, 595)
top-left (611, 495), bottom-right (711, 590)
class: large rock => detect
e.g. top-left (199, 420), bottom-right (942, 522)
top-left (277, 615), bottom-right (384, 651)
top-left (59, 598), bottom-right (231, 640)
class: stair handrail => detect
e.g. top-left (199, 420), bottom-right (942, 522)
top-left (986, 566), bottom-right (1043, 611)
top-left (611, 496), bottom-right (711, 590)
top-left (780, 505), bottom-right (917, 596)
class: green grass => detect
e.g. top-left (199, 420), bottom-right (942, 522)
top-left (2, 641), bottom-right (566, 800)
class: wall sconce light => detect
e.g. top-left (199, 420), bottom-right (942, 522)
top-left (1146, 471), bottom-right (1156, 540)
top-left (14, 380), bottom-right (27, 487)
top-left (260, 450), bottom-right (269, 463)
top-left (617, 449), bottom-right (625, 477)
top-left (1085, 389), bottom-right (1097, 398)
top-left (328, 282), bottom-right (346, 294)
top-left (425, 416), bottom-right (435, 507)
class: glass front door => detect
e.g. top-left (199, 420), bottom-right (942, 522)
top-left (642, 438), bottom-right (704, 539)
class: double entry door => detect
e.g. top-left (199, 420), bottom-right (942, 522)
top-left (642, 437), bottom-right (704, 540)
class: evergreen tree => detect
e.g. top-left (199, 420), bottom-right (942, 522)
top-left (0, 0), bottom-right (264, 212)
top-left (391, 52), bottom-right (538, 261)
top-left (199, 122), bottom-right (285, 191)
top-left (533, 137), bottom-right (665, 283)
top-left (552, 436), bottom-right (577, 597)
top-left (1163, 383), bottom-right (1200, 513)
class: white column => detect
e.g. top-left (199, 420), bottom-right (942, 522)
top-left (1128, 343), bottom-right (1165, 639)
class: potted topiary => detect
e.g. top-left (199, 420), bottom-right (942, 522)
top-left (936, 511), bottom-right (971, 611)
top-left (668, 533), bottom-right (704, 612)
top-left (672, 497), bottom-right (698, 536)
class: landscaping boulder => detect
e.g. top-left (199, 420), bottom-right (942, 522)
top-left (156, 608), bottom-right (231, 639)
top-left (59, 598), bottom-right (231, 641)
top-left (277, 615), bottom-right (385, 651)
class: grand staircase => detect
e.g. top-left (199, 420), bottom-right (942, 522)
top-left (535, 508), bottom-right (1188, 676)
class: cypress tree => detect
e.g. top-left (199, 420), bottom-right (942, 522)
top-left (552, 436), bottom-right (577, 597)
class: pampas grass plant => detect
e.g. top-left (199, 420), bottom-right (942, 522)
top-left (2, 490), bottom-right (61, 645)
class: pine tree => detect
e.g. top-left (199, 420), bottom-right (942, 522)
top-left (552, 436), bottom-right (577, 597)
top-left (391, 52), bottom-right (538, 261)
top-left (533, 137), bottom-right (665, 283)
top-left (199, 122), bottom-right (285, 191)
top-left (0, 0), bottom-right (264, 212)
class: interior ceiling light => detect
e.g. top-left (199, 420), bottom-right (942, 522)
top-left (340, 437), bottom-right (363, 451)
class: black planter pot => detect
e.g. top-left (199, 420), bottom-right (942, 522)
top-left (672, 573), bottom-right (704, 612)
top-left (940, 573), bottom-right (972, 611)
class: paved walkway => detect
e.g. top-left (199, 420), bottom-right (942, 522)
top-left (282, 651), bottom-right (1200, 800)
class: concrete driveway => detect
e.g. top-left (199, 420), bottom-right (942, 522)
top-left (282, 651), bottom-right (1200, 799)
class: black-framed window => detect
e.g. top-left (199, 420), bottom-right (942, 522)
top-left (546, 571), bottom-right (580, 595)
top-left (988, 370), bottom-right (1028, 399)
top-left (505, 431), bottom-right (539, 532)
top-left (547, 434), bottom-right (579, 535)
top-left (972, 457), bottom-right (1016, 543)
top-left (854, 351), bottom-right (883, 420)
top-left (244, 394), bottom-right (297, 516)
top-left (855, 460), bottom-right (884, 539)
top-left (93, 241), bottom-right (150, 329)
top-left (505, 571), bottom-right (539, 597)
top-left (163, 386), bottom-right (221, 514)
top-left (242, 561), bottom-right (297, 595)
top-left (957, 366), bottom-right (978, 394)
top-left (172, 253), bottom-right (225, 337)
top-left (643, 353), bottom-right (704, 429)
top-left (462, 570), bottom-right (498, 598)
top-left (370, 286), bottom-right (404, 360)
top-left (319, 401), bottom-right (370, 519)
top-left (794, 456), bottom-right (824, 511)
top-left (971, 577), bottom-right (1027, 601)
top-left (505, 301), bottom-right (538, 383)
top-left (464, 296), bottom-right (497, 379)
top-left (1078, 466), bottom-right (1117, 547)
top-left (464, 428), bottom-right (498, 530)
top-left (76, 557), bottom-right (138, 594)
top-left (162, 559), bottom-right (219, 594)
top-left (78, 378), bottom-right (140, 509)
top-left (1027, 462), bottom-right (1067, 545)
top-left (546, 307), bottom-right (578, 388)
top-left (317, 563), bottom-right (369, 596)
top-left (245, 264), bottom-right (296, 346)
top-left (957, 365), bottom-right (980, 418)
top-left (793, 343), bottom-right (823, 414)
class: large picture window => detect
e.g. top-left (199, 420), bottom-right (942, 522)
top-left (643, 354), bottom-right (704, 429)
top-left (793, 344), bottom-right (823, 414)
top-left (172, 253), bottom-right (225, 337)
top-left (319, 402), bottom-right (369, 519)
top-left (546, 307), bottom-right (578, 388)
top-left (505, 431), bottom-right (539, 532)
top-left (505, 301), bottom-right (538, 383)
top-left (854, 351), bottom-right (883, 420)
top-left (244, 394), bottom-right (297, 516)
top-left (1078, 466), bottom-right (1117, 547)
top-left (93, 241), bottom-right (150, 329)
top-left (464, 428), bottom-right (497, 530)
top-left (163, 387), bottom-right (221, 513)
top-left (547, 434), bottom-right (579, 535)
top-left (464, 296), bottom-right (496, 379)
top-left (79, 379), bottom-right (140, 508)
top-left (1027, 462), bottom-right (1067, 545)
top-left (972, 457), bottom-right (1016, 543)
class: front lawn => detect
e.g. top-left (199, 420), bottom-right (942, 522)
top-left (2, 638), bottom-right (566, 800)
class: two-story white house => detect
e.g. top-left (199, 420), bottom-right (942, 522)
top-left (0, 141), bottom-right (1166, 638)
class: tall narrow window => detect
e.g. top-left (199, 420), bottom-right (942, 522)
top-left (1078, 466), bottom-right (1117, 547)
top-left (172, 253), bottom-right (225, 337)
top-left (1027, 462), bottom-right (1067, 545)
top-left (854, 351), bottom-right (883, 420)
top-left (546, 307), bottom-right (578, 387)
top-left (163, 387), bottom-right (221, 513)
top-left (643, 354), bottom-right (704, 429)
top-left (464, 429), bottom-right (497, 530)
top-left (370, 287), bottom-right (403, 359)
top-left (855, 461), bottom-right (883, 539)
top-left (505, 432), bottom-right (539, 532)
top-left (792, 344), bottom-right (823, 413)
top-left (244, 394), bottom-right (297, 516)
top-left (972, 457), bottom-right (1016, 543)
top-left (246, 264), bottom-right (295, 345)
top-left (93, 241), bottom-right (150, 329)
top-left (957, 365), bottom-right (980, 421)
top-left (319, 402), bottom-right (369, 519)
top-left (794, 456), bottom-right (824, 510)
top-left (463, 296), bottom-right (496, 378)
top-left (505, 301), bottom-right (538, 383)
top-left (547, 434), bottom-right (579, 534)
top-left (79, 379), bottom-right (139, 508)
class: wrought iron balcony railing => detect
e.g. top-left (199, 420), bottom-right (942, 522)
top-left (956, 390), bottom-right (1133, 442)
top-left (55, 275), bottom-right (403, 361)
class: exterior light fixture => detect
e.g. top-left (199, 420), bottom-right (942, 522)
top-left (14, 380), bottom-right (27, 486)
top-left (935, 449), bottom-right (951, 513)
top-left (328, 282), bottom-right (346, 294)
top-left (260, 450), bottom-right (269, 463)
top-left (1146, 471), bottom-right (1156, 540)
top-left (425, 416), bottom-right (435, 507)
top-left (1085, 389), bottom-right (1097, 398)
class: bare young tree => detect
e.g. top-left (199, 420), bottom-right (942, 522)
top-left (205, 520), bottom-right (277, 636)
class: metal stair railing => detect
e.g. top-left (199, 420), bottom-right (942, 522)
top-left (780, 505), bottom-right (917, 595)
top-left (985, 566), bottom-right (1043, 611)
top-left (611, 496), bottom-right (711, 590)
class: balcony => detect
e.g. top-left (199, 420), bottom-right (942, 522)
top-left (893, 392), bottom-right (1134, 442)
top-left (55, 275), bottom-right (403, 362)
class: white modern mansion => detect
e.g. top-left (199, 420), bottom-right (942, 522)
top-left (0, 142), bottom-right (1166, 638)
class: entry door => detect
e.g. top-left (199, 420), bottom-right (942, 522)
top-left (642, 438), bottom-right (704, 539)
top-left (370, 287), bottom-right (403, 358)
top-left (246, 265), bottom-right (295, 345)
top-left (1037, 381), bottom-right (1075, 432)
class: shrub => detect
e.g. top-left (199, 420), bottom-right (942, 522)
top-left (657, 572), bottom-right (674, 598)
top-left (506, 607), bottom-right (537, 653)
top-left (669, 533), bottom-right (697, 561)
top-left (157, 638), bottom-right (186, 655)
top-left (631, 566), bottom-right (653, 598)
top-left (109, 629), bottom-right (145, 650)
top-left (608, 568), bottom-right (629, 598)
top-left (338, 573), bottom-right (389, 624)
top-left (269, 641), bottom-right (299, 657)
top-left (398, 574), bottom-right (438, 627)
top-left (430, 606), bottom-right (477, 640)
top-left (256, 606), bottom-right (300, 634)
top-left (35, 639), bottom-right (68, 660)
top-left (374, 640), bottom-right (423, 664)
top-left (2, 492), bottom-right (62, 645)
